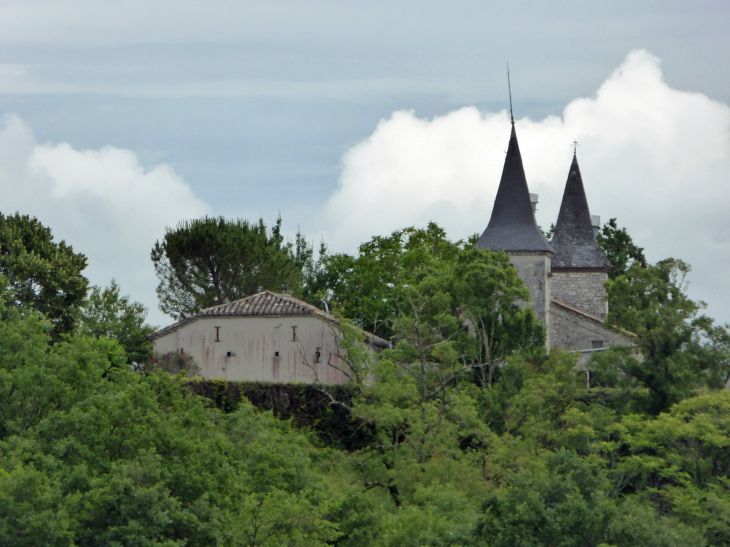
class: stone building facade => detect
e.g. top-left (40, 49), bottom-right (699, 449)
top-left (475, 122), bottom-right (632, 355)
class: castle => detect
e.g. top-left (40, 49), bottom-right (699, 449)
top-left (475, 121), bottom-right (631, 358)
top-left (150, 118), bottom-right (631, 382)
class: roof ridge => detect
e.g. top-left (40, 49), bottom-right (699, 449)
top-left (551, 298), bottom-right (637, 338)
top-left (551, 298), bottom-right (604, 323)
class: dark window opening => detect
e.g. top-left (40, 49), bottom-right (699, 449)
top-left (592, 340), bottom-right (604, 349)
top-left (292, 325), bottom-right (298, 341)
top-left (275, 351), bottom-right (280, 357)
top-left (314, 347), bottom-right (322, 363)
top-left (214, 326), bottom-right (221, 342)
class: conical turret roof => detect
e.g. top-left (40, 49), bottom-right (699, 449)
top-left (475, 125), bottom-right (554, 253)
top-left (551, 155), bottom-right (612, 270)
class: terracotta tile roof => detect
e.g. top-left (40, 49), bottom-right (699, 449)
top-left (198, 290), bottom-right (332, 320)
top-left (149, 291), bottom-right (391, 347)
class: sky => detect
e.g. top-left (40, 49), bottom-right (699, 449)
top-left (0, 0), bottom-right (729, 328)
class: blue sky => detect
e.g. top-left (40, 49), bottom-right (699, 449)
top-left (1, 1), bottom-right (729, 327)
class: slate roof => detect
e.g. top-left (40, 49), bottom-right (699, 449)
top-left (149, 291), bottom-right (390, 347)
top-left (550, 155), bottom-right (612, 270)
top-left (551, 298), bottom-right (604, 324)
top-left (475, 125), bottom-right (554, 253)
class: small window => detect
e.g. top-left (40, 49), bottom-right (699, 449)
top-left (275, 351), bottom-right (280, 357)
top-left (292, 325), bottom-right (298, 342)
top-left (214, 326), bottom-right (221, 342)
top-left (592, 340), bottom-right (604, 349)
top-left (314, 347), bottom-right (322, 363)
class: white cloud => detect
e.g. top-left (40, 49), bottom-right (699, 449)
top-left (0, 114), bottom-right (210, 326)
top-left (323, 50), bottom-right (730, 324)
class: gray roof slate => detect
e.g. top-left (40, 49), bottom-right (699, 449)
top-left (475, 125), bottom-right (554, 253)
top-left (551, 155), bottom-right (612, 270)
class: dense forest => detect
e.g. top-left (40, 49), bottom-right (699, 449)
top-left (2, 212), bottom-right (730, 547)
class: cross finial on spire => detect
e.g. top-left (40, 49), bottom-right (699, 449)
top-left (572, 140), bottom-right (579, 155)
top-left (507, 64), bottom-right (514, 125)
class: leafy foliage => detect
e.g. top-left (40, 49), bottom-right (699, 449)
top-left (4, 215), bottom-right (730, 546)
top-left (597, 217), bottom-right (648, 278)
top-left (80, 279), bottom-right (156, 364)
top-left (0, 212), bottom-right (88, 338)
top-left (149, 351), bottom-right (200, 375)
top-left (592, 258), bottom-right (730, 414)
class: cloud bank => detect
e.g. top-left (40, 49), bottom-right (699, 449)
top-left (0, 114), bottom-right (210, 326)
top-left (324, 50), bottom-right (730, 324)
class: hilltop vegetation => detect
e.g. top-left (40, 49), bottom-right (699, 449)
top-left (2, 213), bottom-right (730, 546)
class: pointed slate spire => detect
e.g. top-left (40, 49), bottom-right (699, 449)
top-left (475, 124), bottom-right (554, 253)
top-left (551, 154), bottom-right (612, 270)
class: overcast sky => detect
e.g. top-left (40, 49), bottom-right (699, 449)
top-left (1, 0), bottom-right (729, 328)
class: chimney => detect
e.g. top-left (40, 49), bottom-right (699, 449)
top-left (591, 215), bottom-right (600, 239)
top-left (529, 193), bottom-right (539, 214)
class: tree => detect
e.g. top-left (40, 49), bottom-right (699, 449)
top-left (0, 212), bottom-right (88, 338)
top-left (151, 216), bottom-right (303, 319)
top-left (590, 258), bottom-right (730, 414)
top-left (596, 217), bottom-right (647, 278)
top-left (0, 283), bottom-right (344, 546)
top-left (311, 225), bottom-right (544, 543)
top-left (474, 448), bottom-right (701, 547)
top-left (80, 279), bottom-right (157, 364)
top-left (304, 222), bottom-right (543, 353)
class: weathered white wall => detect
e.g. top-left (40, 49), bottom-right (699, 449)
top-left (552, 272), bottom-right (609, 319)
top-left (153, 316), bottom-right (361, 384)
top-left (509, 253), bottom-right (552, 346)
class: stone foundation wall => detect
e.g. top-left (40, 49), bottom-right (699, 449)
top-left (551, 271), bottom-right (608, 319)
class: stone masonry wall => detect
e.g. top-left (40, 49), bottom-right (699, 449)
top-left (549, 303), bottom-right (633, 366)
top-left (551, 271), bottom-right (608, 319)
top-left (509, 253), bottom-right (552, 346)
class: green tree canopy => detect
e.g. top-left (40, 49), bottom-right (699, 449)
top-left (0, 212), bottom-right (88, 339)
top-left (597, 217), bottom-right (648, 278)
top-left (591, 258), bottom-right (730, 414)
top-left (151, 216), bottom-right (304, 319)
top-left (305, 222), bottom-right (543, 352)
top-left (80, 279), bottom-right (157, 364)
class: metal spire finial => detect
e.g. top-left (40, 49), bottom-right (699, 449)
top-left (572, 140), bottom-right (579, 155)
top-left (507, 64), bottom-right (514, 125)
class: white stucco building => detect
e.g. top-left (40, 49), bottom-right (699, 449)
top-left (150, 291), bottom-right (388, 384)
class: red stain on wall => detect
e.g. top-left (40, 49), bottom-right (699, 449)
top-left (272, 355), bottom-right (279, 381)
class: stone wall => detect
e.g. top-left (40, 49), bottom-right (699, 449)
top-left (551, 271), bottom-right (608, 319)
top-left (549, 301), bottom-right (633, 366)
top-left (509, 253), bottom-right (552, 345)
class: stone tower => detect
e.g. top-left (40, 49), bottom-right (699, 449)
top-left (550, 153), bottom-right (613, 318)
top-left (475, 123), bottom-right (555, 343)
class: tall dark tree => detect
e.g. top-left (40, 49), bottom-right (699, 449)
top-left (151, 216), bottom-right (303, 319)
top-left (596, 217), bottom-right (647, 278)
top-left (0, 212), bottom-right (88, 338)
